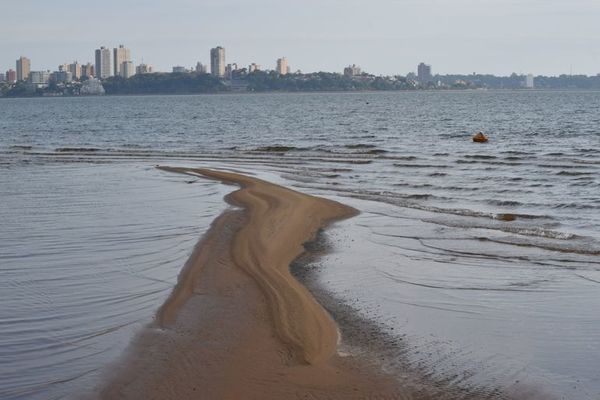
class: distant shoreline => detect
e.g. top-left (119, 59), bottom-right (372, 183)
top-left (4, 87), bottom-right (600, 100)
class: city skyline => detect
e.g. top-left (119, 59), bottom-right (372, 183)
top-left (1, 0), bottom-right (600, 76)
top-left (3, 44), bottom-right (600, 82)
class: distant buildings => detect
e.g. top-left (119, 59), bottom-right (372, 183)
top-left (276, 57), bottom-right (289, 75)
top-left (29, 71), bottom-right (50, 87)
top-left (210, 46), bottom-right (226, 77)
top-left (172, 66), bottom-right (187, 73)
top-left (113, 45), bottom-right (131, 78)
top-left (525, 74), bottom-right (534, 88)
top-left (95, 47), bottom-right (112, 79)
top-left (6, 69), bottom-right (17, 83)
top-left (16, 56), bottom-right (31, 81)
top-left (81, 63), bottom-right (94, 78)
top-left (248, 63), bottom-right (260, 73)
top-left (136, 63), bottom-right (153, 75)
top-left (196, 62), bottom-right (208, 74)
top-left (121, 61), bottom-right (135, 78)
top-left (343, 64), bottom-right (362, 77)
top-left (50, 70), bottom-right (73, 84)
top-left (69, 62), bottom-right (82, 80)
top-left (417, 62), bottom-right (432, 84)
top-left (225, 63), bottom-right (238, 79)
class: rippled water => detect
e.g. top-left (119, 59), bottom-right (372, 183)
top-left (0, 163), bottom-right (228, 399)
top-left (1, 91), bottom-right (599, 399)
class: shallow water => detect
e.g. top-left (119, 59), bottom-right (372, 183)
top-left (0, 163), bottom-right (228, 399)
top-left (1, 91), bottom-right (599, 399)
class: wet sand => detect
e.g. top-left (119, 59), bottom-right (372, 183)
top-left (97, 167), bottom-right (404, 399)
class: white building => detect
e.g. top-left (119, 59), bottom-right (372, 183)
top-left (136, 63), bottom-right (153, 75)
top-left (276, 57), bottom-right (288, 75)
top-left (210, 46), bottom-right (226, 77)
top-left (525, 74), bottom-right (534, 89)
top-left (113, 45), bottom-right (131, 77)
top-left (95, 47), bottom-right (112, 79)
top-left (195, 62), bottom-right (208, 74)
top-left (121, 61), bottom-right (135, 79)
top-left (29, 70), bottom-right (50, 87)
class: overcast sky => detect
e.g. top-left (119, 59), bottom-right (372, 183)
top-left (1, 0), bottom-right (599, 76)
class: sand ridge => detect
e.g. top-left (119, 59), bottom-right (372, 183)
top-left (97, 167), bottom-right (404, 400)
top-left (158, 166), bottom-right (355, 365)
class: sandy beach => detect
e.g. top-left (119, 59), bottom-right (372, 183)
top-left (97, 167), bottom-right (403, 399)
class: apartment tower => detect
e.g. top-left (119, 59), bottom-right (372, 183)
top-left (95, 47), bottom-right (112, 79)
top-left (276, 57), bottom-right (288, 75)
top-left (210, 46), bottom-right (226, 78)
top-left (16, 56), bottom-right (31, 81)
top-left (113, 45), bottom-right (132, 77)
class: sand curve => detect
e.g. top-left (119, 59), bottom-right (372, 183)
top-left (157, 167), bottom-right (356, 365)
top-left (97, 167), bottom-right (404, 400)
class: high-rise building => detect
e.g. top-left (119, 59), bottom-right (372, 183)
top-left (95, 47), bottom-right (112, 79)
top-left (276, 57), bottom-right (288, 75)
top-left (16, 56), bottom-right (31, 81)
top-left (121, 61), bottom-right (135, 79)
top-left (525, 74), bottom-right (534, 89)
top-left (113, 45), bottom-right (131, 77)
top-left (210, 46), bottom-right (226, 77)
top-left (248, 63), bottom-right (260, 73)
top-left (69, 62), bottom-right (82, 80)
top-left (6, 69), bottom-right (17, 83)
top-left (417, 62), bottom-right (432, 84)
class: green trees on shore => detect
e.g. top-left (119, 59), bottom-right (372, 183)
top-left (3, 70), bottom-right (600, 98)
top-left (102, 73), bottom-right (227, 95)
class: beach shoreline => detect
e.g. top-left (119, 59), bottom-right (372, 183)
top-left (95, 167), bottom-right (403, 399)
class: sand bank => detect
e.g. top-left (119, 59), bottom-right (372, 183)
top-left (97, 167), bottom-right (403, 399)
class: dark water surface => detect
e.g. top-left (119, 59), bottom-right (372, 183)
top-left (1, 91), bottom-right (599, 399)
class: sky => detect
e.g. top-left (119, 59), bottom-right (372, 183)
top-left (1, 0), bottom-right (600, 76)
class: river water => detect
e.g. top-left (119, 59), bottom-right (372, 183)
top-left (1, 91), bottom-right (599, 399)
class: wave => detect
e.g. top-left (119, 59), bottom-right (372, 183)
top-left (394, 163), bottom-right (449, 168)
top-left (253, 145), bottom-right (304, 152)
top-left (463, 155), bottom-right (497, 160)
top-left (55, 147), bottom-right (101, 152)
top-left (484, 236), bottom-right (600, 256)
top-left (486, 199), bottom-right (523, 207)
top-left (344, 144), bottom-right (377, 149)
top-left (501, 151), bottom-right (533, 155)
top-left (553, 202), bottom-right (599, 210)
top-left (556, 170), bottom-right (593, 176)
